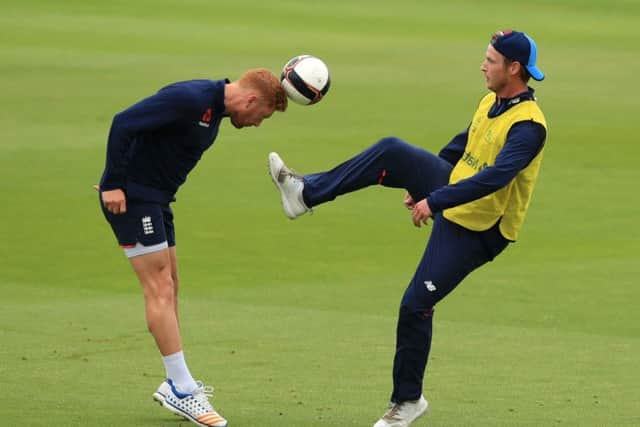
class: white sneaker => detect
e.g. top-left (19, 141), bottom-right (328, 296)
top-left (268, 152), bottom-right (310, 219)
top-left (373, 395), bottom-right (429, 427)
top-left (153, 379), bottom-right (228, 427)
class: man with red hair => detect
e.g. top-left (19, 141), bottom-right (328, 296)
top-left (98, 68), bottom-right (287, 427)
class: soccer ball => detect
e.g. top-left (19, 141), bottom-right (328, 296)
top-left (280, 55), bottom-right (331, 105)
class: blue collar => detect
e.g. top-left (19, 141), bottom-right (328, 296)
top-left (218, 78), bottom-right (230, 117)
top-left (488, 87), bottom-right (536, 118)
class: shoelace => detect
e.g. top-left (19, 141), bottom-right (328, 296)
top-left (193, 381), bottom-right (216, 412)
top-left (278, 166), bottom-right (312, 214)
top-left (279, 166), bottom-right (302, 181)
top-left (384, 403), bottom-right (400, 420)
top-left (383, 403), bottom-right (404, 421)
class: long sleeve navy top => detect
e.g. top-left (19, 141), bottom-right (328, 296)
top-left (426, 89), bottom-right (547, 213)
top-left (100, 79), bottom-right (229, 203)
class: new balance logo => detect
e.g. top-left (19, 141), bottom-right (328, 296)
top-left (142, 216), bottom-right (154, 235)
top-left (424, 281), bottom-right (436, 292)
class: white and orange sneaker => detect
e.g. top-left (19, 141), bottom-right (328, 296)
top-left (153, 379), bottom-right (228, 427)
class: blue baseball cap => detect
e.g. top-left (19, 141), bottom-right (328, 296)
top-left (491, 30), bottom-right (544, 81)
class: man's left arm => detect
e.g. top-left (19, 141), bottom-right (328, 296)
top-left (412, 121), bottom-right (546, 225)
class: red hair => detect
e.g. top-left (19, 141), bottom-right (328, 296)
top-left (238, 68), bottom-right (288, 112)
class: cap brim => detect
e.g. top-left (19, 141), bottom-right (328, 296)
top-left (527, 65), bottom-right (545, 81)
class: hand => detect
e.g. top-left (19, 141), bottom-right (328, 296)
top-left (98, 187), bottom-right (127, 214)
top-left (403, 192), bottom-right (415, 210)
top-left (411, 198), bottom-right (432, 227)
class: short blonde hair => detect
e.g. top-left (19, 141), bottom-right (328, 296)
top-left (238, 68), bottom-right (288, 112)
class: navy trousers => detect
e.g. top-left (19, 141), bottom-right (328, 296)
top-left (303, 137), bottom-right (509, 402)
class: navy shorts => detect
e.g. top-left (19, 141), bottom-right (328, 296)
top-left (99, 197), bottom-right (176, 248)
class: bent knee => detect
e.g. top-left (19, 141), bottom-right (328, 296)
top-left (375, 136), bottom-right (405, 151)
top-left (374, 137), bottom-right (417, 162)
top-left (400, 277), bottom-right (444, 312)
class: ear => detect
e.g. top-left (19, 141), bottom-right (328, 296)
top-left (510, 61), bottom-right (523, 77)
top-left (246, 94), bottom-right (258, 108)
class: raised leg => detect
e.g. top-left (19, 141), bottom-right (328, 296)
top-left (303, 137), bottom-right (453, 207)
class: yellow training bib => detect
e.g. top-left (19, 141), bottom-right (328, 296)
top-left (443, 93), bottom-right (547, 240)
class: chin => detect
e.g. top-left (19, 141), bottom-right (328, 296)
top-left (487, 83), bottom-right (500, 93)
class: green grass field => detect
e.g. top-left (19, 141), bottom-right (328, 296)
top-left (2, 0), bottom-right (639, 425)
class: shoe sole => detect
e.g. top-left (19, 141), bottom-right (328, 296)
top-left (152, 391), bottom-right (228, 427)
top-left (267, 152), bottom-right (296, 219)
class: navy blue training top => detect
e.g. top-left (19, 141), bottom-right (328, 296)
top-left (426, 88), bottom-right (547, 213)
top-left (100, 79), bottom-right (229, 203)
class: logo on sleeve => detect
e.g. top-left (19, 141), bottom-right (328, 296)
top-left (199, 108), bottom-right (212, 127)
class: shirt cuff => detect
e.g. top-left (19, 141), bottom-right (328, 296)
top-left (426, 195), bottom-right (442, 214)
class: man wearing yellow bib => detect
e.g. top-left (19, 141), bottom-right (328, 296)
top-left (269, 30), bottom-right (547, 427)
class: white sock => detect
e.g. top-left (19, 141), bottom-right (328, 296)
top-left (162, 351), bottom-right (198, 394)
